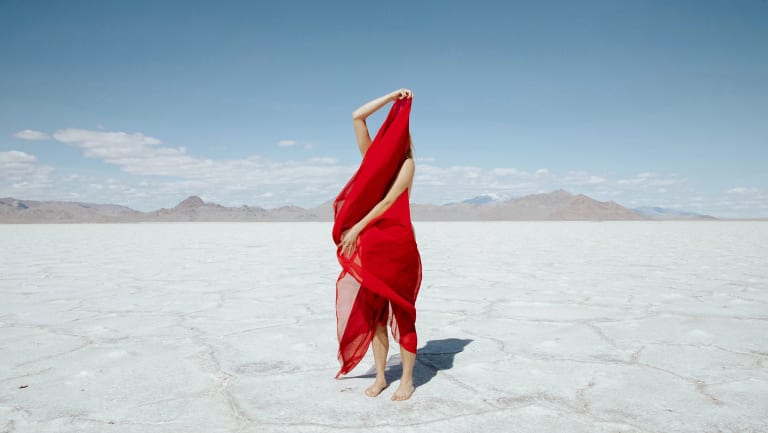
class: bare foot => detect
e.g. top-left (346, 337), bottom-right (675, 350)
top-left (365, 379), bottom-right (388, 397)
top-left (391, 381), bottom-right (415, 401)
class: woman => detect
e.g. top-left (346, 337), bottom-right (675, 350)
top-left (332, 88), bottom-right (422, 401)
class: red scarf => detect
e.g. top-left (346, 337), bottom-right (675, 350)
top-left (332, 98), bottom-right (422, 378)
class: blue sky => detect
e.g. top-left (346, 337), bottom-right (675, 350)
top-left (1, 0), bottom-right (766, 217)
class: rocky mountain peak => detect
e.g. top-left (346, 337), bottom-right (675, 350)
top-left (174, 195), bottom-right (205, 209)
top-left (551, 188), bottom-right (573, 198)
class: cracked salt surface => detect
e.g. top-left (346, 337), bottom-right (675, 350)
top-left (1, 221), bottom-right (767, 433)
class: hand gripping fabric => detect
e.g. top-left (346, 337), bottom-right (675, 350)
top-left (331, 98), bottom-right (422, 378)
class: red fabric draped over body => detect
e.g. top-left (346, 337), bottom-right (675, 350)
top-left (331, 98), bottom-right (422, 378)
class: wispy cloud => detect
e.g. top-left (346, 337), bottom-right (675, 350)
top-left (0, 150), bottom-right (54, 191)
top-left (3, 128), bottom-right (766, 217)
top-left (727, 186), bottom-right (758, 194)
top-left (53, 129), bottom-right (200, 176)
top-left (714, 187), bottom-right (768, 216)
top-left (44, 128), bottom-right (356, 208)
top-left (14, 129), bottom-right (51, 141)
top-left (615, 172), bottom-right (686, 188)
top-left (562, 170), bottom-right (606, 185)
top-left (277, 139), bottom-right (297, 147)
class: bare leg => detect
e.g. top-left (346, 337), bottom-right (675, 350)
top-left (365, 323), bottom-right (389, 397)
top-left (392, 346), bottom-right (415, 401)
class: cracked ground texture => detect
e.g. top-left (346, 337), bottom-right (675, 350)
top-left (1, 221), bottom-right (767, 433)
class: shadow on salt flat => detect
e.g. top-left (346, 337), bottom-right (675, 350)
top-left (351, 338), bottom-right (473, 388)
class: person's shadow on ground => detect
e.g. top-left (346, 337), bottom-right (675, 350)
top-left (354, 338), bottom-right (473, 388)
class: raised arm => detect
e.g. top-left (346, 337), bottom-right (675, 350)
top-left (352, 88), bottom-right (413, 158)
top-left (339, 158), bottom-right (415, 257)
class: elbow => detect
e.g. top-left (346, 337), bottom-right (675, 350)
top-left (352, 110), bottom-right (365, 121)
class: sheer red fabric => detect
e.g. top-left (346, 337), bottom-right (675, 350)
top-left (331, 98), bottom-right (422, 378)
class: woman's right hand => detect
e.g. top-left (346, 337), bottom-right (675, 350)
top-left (390, 88), bottom-right (413, 101)
top-left (339, 225), bottom-right (362, 259)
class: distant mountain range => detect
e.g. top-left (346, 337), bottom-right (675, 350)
top-left (629, 206), bottom-right (710, 219)
top-left (0, 189), bottom-right (725, 223)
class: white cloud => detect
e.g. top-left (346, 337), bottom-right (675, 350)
top-left (7, 126), bottom-right (761, 217)
top-left (0, 150), bottom-right (54, 182)
top-left (712, 190), bottom-right (768, 214)
top-left (727, 187), bottom-right (758, 194)
top-left (46, 128), bottom-right (357, 208)
top-left (410, 165), bottom-right (687, 207)
top-left (278, 139), bottom-right (297, 147)
top-left (0, 150), bottom-right (36, 164)
top-left (54, 128), bottom-right (163, 159)
top-left (490, 167), bottom-right (521, 176)
top-left (0, 151), bottom-right (55, 196)
top-left (713, 187), bottom-right (768, 216)
top-left (14, 129), bottom-right (51, 141)
top-left (411, 164), bottom-right (542, 203)
top-left (616, 172), bottom-right (686, 188)
top-left (308, 157), bottom-right (337, 164)
top-left (562, 171), bottom-right (606, 185)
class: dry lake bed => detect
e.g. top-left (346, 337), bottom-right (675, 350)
top-left (1, 221), bottom-right (767, 433)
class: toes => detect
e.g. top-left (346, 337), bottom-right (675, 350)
top-left (391, 385), bottom-right (414, 401)
top-left (365, 382), bottom-right (387, 397)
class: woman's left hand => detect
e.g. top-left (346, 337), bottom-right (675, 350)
top-left (339, 225), bottom-right (362, 258)
top-left (390, 88), bottom-right (413, 101)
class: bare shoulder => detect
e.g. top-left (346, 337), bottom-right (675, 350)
top-left (401, 157), bottom-right (415, 171)
top-left (400, 157), bottom-right (415, 194)
top-left (399, 157), bottom-right (415, 178)
top-left (384, 157), bottom-right (416, 201)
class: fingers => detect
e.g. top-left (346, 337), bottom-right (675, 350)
top-left (342, 242), bottom-right (355, 258)
top-left (396, 88), bottom-right (414, 100)
top-left (339, 238), bottom-right (356, 258)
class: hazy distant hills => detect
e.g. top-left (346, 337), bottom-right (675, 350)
top-left (630, 206), bottom-right (718, 220)
top-left (0, 195), bottom-right (329, 223)
top-left (0, 189), bottom-right (719, 223)
top-left (411, 189), bottom-right (648, 221)
top-left (0, 197), bottom-right (143, 223)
